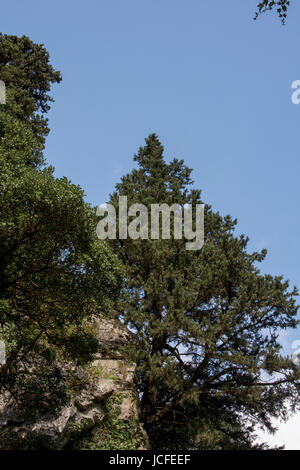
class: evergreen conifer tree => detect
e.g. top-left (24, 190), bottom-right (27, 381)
top-left (108, 134), bottom-right (300, 449)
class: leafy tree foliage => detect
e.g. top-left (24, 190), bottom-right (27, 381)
top-left (108, 134), bottom-right (300, 449)
top-left (254, 1), bottom-right (291, 23)
top-left (0, 35), bottom-right (123, 423)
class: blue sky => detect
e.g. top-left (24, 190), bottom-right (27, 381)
top-left (2, 0), bottom-right (300, 333)
top-left (1, 0), bottom-right (300, 445)
top-left (2, 0), bottom-right (300, 340)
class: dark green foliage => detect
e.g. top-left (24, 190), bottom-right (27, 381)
top-left (0, 34), bottom-right (123, 425)
top-left (108, 134), bottom-right (300, 449)
top-left (254, 1), bottom-right (291, 23)
top-left (0, 34), bottom-right (62, 147)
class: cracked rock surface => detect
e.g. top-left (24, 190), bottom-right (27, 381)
top-left (0, 317), bottom-right (148, 450)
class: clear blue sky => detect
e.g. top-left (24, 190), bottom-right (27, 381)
top-left (1, 1), bottom-right (300, 352)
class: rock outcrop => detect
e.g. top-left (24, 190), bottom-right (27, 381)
top-left (0, 317), bottom-right (148, 450)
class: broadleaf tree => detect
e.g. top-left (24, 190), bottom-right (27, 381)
top-left (0, 33), bottom-right (123, 434)
top-left (107, 134), bottom-right (300, 449)
top-left (254, 1), bottom-right (291, 23)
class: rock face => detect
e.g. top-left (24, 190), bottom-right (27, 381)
top-left (0, 317), bottom-right (148, 450)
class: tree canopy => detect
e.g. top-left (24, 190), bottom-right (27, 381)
top-left (0, 30), bottom-right (299, 450)
top-left (0, 34), bottom-right (61, 147)
top-left (254, 1), bottom-right (291, 23)
top-left (108, 134), bottom-right (300, 449)
top-left (0, 34), bottom-right (123, 427)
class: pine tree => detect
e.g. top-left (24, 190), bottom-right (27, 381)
top-left (108, 134), bottom-right (300, 449)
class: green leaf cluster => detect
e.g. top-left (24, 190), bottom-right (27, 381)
top-left (254, 1), bottom-right (291, 24)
